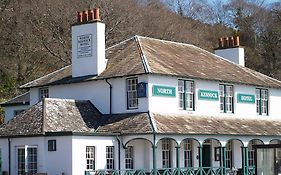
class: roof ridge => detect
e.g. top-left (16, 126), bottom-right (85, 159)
top-left (148, 112), bottom-right (158, 132)
top-left (20, 65), bottom-right (71, 89)
top-left (135, 36), bottom-right (151, 73)
top-left (106, 36), bottom-right (137, 51)
top-left (0, 91), bottom-right (29, 105)
top-left (42, 98), bottom-right (47, 135)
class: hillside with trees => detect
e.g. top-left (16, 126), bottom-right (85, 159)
top-left (0, 0), bottom-right (280, 120)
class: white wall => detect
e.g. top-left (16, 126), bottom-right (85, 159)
top-left (148, 74), bottom-right (281, 120)
top-left (71, 22), bottom-right (106, 77)
top-left (9, 137), bottom-right (45, 175)
top-left (44, 136), bottom-right (73, 175)
top-left (72, 136), bottom-right (117, 174)
top-left (215, 48), bottom-right (245, 67)
top-left (4, 105), bottom-right (29, 122)
top-left (30, 75), bottom-right (149, 114)
top-left (0, 139), bottom-right (9, 173)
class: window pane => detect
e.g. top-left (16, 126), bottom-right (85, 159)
top-left (127, 78), bottom-right (138, 109)
top-left (162, 139), bottom-right (171, 168)
top-left (125, 146), bottom-right (134, 169)
top-left (27, 147), bottom-right (37, 174)
top-left (86, 146), bottom-right (95, 170)
top-left (178, 80), bottom-right (194, 110)
top-left (184, 140), bottom-right (192, 167)
top-left (106, 146), bottom-right (114, 170)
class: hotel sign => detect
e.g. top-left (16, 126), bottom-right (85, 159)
top-left (152, 85), bottom-right (176, 97)
top-left (237, 94), bottom-right (255, 103)
top-left (198, 90), bottom-right (219, 100)
top-left (77, 34), bottom-right (92, 58)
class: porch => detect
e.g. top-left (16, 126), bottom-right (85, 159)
top-left (85, 135), bottom-right (281, 175)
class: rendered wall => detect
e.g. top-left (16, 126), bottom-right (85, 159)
top-left (4, 105), bottom-right (29, 122)
top-left (44, 136), bottom-right (73, 175)
top-left (29, 76), bottom-right (149, 114)
top-left (148, 74), bottom-right (281, 120)
top-left (72, 136), bottom-right (118, 175)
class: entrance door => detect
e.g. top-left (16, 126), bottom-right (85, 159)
top-left (202, 145), bottom-right (211, 167)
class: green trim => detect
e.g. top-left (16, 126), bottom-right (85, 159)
top-left (175, 146), bottom-right (180, 169)
top-left (237, 94), bottom-right (255, 103)
top-left (199, 146), bottom-right (203, 175)
top-left (152, 145), bottom-right (157, 175)
top-left (152, 85), bottom-right (176, 97)
top-left (222, 147), bottom-right (226, 175)
top-left (198, 90), bottom-right (219, 101)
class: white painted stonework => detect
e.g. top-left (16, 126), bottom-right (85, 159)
top-left (4, 105), bottom-right (29, 122)
top-left (215, 47), bottom-right (245, 66)
top-left (71, 22), bottom-right (106, 77)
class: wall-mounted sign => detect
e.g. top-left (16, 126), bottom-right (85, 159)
top-left (137, 82), bottom-right (147, 98)
top-left (152, 85), bottom-right (176, 97)
top-left (198, 90), bottom-right (219, 100)
top-left (237, 94), bottom-right (255, 103)
top-left (77, 34), bottom-right (92, 58)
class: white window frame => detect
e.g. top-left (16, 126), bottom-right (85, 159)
top-left (14, 110), bottom-right (24, 116)
top-left (126, 78), bottom-right (138, 109)
top-left (106, 146), bottom-right (114, 170)
top-left (256, 88), bottom-right (268, 115)
top-left (225, 141), bottom-right (233, 169)
top-left (86, 146), bottom-right (95, 170)
top-left (162, 139), bottom-right (171, 168)
top-left (16, 145), bottom-right (38, 175)
top-left (178, 80), bottom-right (194, 111)
top-left (125, 146), bottom-right (134, 169)
top-left (219, 84), bottom-right (234, 113)
top-left (183, 140), bottom-right (193, 167)
top-left (39, 87), bottom-right (49, 101)
top-left (248, 140), bottom-right (257, 167)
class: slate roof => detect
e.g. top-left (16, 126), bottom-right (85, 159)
top-left (0, 98), bottom-right (153, 137)
top-left (97, 113), bottom-right (153, 134)
top-left (153, 113), bottom-right (281, 136)
top-left (20, 36), bottom-right (281, 89)
top-left (0, 98), bottom-right (101, 137)
top-left (0, 92), bottom-right (30, 106)
top-left (1, 99), bottom-right (281, 137)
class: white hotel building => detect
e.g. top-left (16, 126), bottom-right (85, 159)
top-left (1, 8), bottom-right (281, 175)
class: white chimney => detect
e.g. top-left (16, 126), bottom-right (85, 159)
top-left (215, 36), bottom-right (245, 67)
top-left (71, 8), bottom-right (107, 78)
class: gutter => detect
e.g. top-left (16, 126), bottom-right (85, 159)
top-left (115, 135), bottom-right (124, 171)
top-left (105, 79), bottom-right (112, 114)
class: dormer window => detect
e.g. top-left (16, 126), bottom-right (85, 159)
top-left (219, 84), bottom-right (234, 113)
top-left (256, 88), bottom-right (268, 115)
top-left (39, 87), bottom-right (49, 101)
top-left (126, 78), bottom-right (138, 109)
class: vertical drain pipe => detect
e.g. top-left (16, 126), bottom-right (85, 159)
top-left (105, 79), bottom-right (112, 114)
top-left (116, 136), bottom-right (122, 171)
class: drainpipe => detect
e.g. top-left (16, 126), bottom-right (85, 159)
top-left (199, 145), bottom-right (203, 175)
top-left (115, 135), bottom-right (123, 171)
top-left (175, 145), bottom-right (180, 175)
top-left (105, 79), bottom-right (112, 114)
top-left (152, 133), bottom-right (157, 175)
top-left (8, 138), bottom-right (11, 175)
top-left (148, 112), bottom-right (157, 175)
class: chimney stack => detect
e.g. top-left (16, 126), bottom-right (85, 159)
top-left (215, 36), bottom-right (244, 67)
top-left (71, 8), bottom-right (107, 78)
